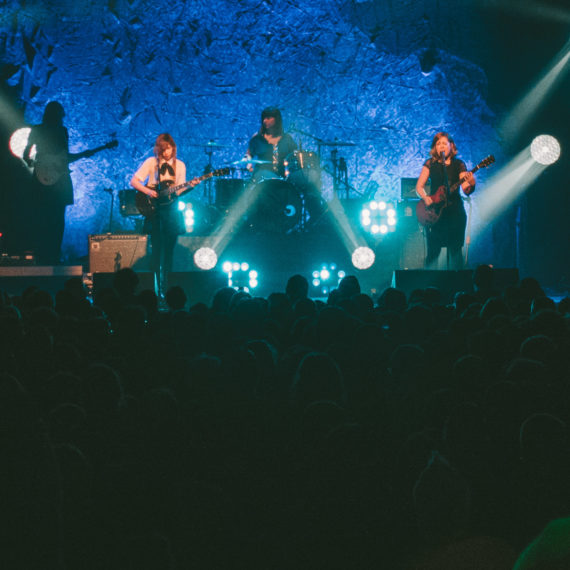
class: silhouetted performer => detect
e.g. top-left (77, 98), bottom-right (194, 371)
top-left (23, 101), bottom-right (74, 265)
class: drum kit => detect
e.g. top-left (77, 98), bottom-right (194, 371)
top-left (120, 136), bottom-right (357, 234)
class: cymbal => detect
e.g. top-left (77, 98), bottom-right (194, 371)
top-left (189, 141), bottom-right (228, 149)
top-left (318, 140), bottom-right (356, 147)
top-left (231, 158), bottom-right (273, 165)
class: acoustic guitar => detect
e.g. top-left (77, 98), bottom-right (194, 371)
top-left (135, 167), bottom-right (229, 217)
top-left (32, 139), bottom-right (118, 186)
top-left (416, 155), bottom-right (495, 227)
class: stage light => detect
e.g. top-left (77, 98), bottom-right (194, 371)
top-left (193, 247), bottom-right (218, 270)
top-left (9, 127), bottom-right (32, 159)
top-left (351, 246), bottom-right (375, 270)
top-left (182, 203), bottom-right (195, 232)
top-left (222, 259), bottom-right (259, 290)
top-left (530, 135), bottom-right (561, 165)
top-left (310, 263), bottom-right (347, 297)
top-left (360, 198), bottom-right (397, 235)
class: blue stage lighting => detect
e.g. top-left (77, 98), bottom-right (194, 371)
top-left (310, 263), bottom-right (346, 297)
top-left (360, 199), bottom-right (397, 236)
top-left (531, 135), bottom-right (561, 165)
top-left (351, 246), bottom-right (375, 270)
top-left (193, 247), bottom-right (218, 270)
top-left (221, 259), bottom-right (259, 290)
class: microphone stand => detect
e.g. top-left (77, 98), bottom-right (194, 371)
top-left (441, 152), bottom-right (451, 270)
top-left (103, 187), bottom-right (114, 232)
top-left (204, 144), bottom-right (214, 204)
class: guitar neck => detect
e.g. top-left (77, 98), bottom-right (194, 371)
top-left (165, 169), bottom-right (228, 196)
top-left (448, 164), bottom-right (480, 193)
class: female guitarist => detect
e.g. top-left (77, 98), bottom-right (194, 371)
top-left (415, 132), bottom-right (475, 270)
top-left (130, 133), bottom-right (198, 295)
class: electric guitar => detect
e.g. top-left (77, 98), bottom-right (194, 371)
top-left (135, 167), bottom-right (229, 217)
top-left (31, 139), bottom-right (119, 186)
top-left (416, 155), bottom-right (495, 227)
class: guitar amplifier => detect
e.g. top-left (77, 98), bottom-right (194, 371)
top-left (118, 190), bottom-right (141, 217)
top-left (401, 178), bottom-right (430, 200)
top-left (89, 234), bottom-right (149, 273)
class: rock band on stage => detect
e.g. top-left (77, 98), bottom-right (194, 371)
top-left (10, 102), bottom-right (484, 294)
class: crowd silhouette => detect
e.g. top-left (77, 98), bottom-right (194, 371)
top-left (0, 265), bottom-right (569, 569)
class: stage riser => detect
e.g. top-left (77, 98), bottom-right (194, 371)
top-left (0, 266), bottom-right (83, 296)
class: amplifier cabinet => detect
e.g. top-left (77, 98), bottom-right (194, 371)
top-left (89, 234), bottom-right (149, 273)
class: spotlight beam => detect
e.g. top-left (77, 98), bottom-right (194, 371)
top-left (500, 37), bottom-right (570, 141)
top-left (476, 148), bottom-right (546, 223)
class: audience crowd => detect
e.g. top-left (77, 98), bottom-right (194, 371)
top-left (1, 264), bottom-right (569, 569)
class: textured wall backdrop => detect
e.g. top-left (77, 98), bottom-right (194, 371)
top-left (1, 0), bottom-right (565, 278)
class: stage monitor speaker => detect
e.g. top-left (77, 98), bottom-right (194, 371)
top-left (392, 269), bottom-right (473, 303)
top-left (397, 201), bottom-right (425, 269)
top-left (167, 271), bottom-right (227, 307)
top-left (401, 178), bottom-right (430, 200)
top-left (92, 271), bottom-right (156, 296)
top-left (118, 190), bottom-right (141, 217)
top-left (89, 234), bottom-right (149, 273)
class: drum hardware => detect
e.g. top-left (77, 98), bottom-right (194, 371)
top-left (204, 141), bottom-right (224, 205)
top-left (102, 187), bottom-right (116, 232)
top-left (231, 158), bottom-right (273, 166)
top-left (318, 140), bottom-right (356, 147)
top-left (188, 141), bottom-right (228, 149)
top-left (246, 178), bottom-right (303, 234)
top-left (289, 126), bottom-right (356, 160)
top-left (320, 165), bottom-right (362, 197)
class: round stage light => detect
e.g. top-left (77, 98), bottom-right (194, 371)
top-left (351, 246), bottom-right (375, 270)
top-left (193, 247), bottom-right (218, 270)
top-left (531, 135), bottom-right (560, 165)
top-left (9, 127), bottom-right (32, 159)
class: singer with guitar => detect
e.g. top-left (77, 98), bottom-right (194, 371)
top-left (416, 132), bottom-right (476, 270)
top-left (131, 133), bottom-right (200, 295)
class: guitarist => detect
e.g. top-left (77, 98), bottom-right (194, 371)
top-left (130, 133), bottom-right (199, 295)
top-left (23, 101), bottom-right (74, 264)
top-left (416, 132), bottom-right (476, 270)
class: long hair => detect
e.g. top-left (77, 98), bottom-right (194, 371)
top-left (429, 131), bottom-right (458, 160)
top-left (42, 101), bottom-right (65, 126)
top-left (154, 133), bottom-right (177, 160)
top-left (259, 107), bottom-right (284, 136)
top-left (154, 133), bottom-right (177, 178)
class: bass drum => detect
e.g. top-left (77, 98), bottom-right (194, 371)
top-left (248, 178), bottom-right (303, 233)
top-left (285, 150), bottom-right (321, 190)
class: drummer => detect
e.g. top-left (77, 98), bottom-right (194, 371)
top-left (245, 106), bottom-right (297, 180)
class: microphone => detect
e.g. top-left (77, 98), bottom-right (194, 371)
top-left (440, 151), bottom-right (445, 162)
